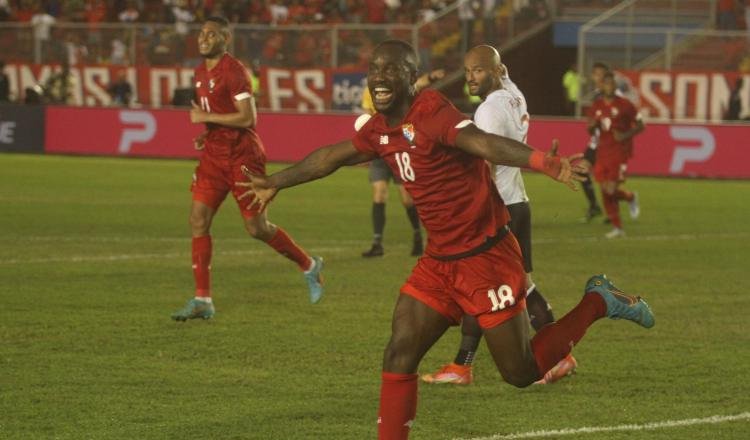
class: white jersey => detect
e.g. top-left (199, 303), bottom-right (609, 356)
top-left (474, 75), bottom-right (529, 205)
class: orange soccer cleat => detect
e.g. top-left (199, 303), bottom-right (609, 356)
top-left (421, 363), bottom-right (473, 385)
top-left (534, 353), bottom-right (578, 385)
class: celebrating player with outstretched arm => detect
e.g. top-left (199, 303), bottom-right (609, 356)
top-left (238, 40), bottom-right (654, 440)
top-left (170, 16), bottom-right (323, 322)
top-left (421, 45), bottom-right (577, 387)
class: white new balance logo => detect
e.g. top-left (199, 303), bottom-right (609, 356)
top-left (380, 135), bottom-right (389, 144)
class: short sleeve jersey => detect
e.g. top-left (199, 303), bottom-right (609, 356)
top-left (474, 76), bottom-right (529, 205)
top-left (352, 89), bottom-right (509, 258)
top-left (194, 53), bottom-right (259, 156)
top-left (587, 95), bottom-right (638, 160)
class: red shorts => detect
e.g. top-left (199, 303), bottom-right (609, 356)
top-left (190, 142), bottom-right (266, 219)
top-left (594, 158), bottom-right (627, 183)
top-left (401, 232), bottom-right (527, 329)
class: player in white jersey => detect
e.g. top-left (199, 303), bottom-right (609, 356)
top-left (421, 45), bottom-right (577, 385)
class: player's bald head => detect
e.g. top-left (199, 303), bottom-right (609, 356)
top-left (373, 40), bottom-right (419, 74)
top-left (465, 45), bottom-right (501, 70)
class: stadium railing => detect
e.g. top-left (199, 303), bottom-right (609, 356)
top-left (575, 0), bottom-right (727, 115)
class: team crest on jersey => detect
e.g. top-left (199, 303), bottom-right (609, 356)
top-left (402, 123), bottom-right (415, 145)
top-left (611, 107), bottom-right (619, 117)
top-left (209, 79), bottom-right (215, 92)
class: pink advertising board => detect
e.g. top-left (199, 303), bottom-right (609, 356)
top-left (43, 106), bottom-right (748, 179)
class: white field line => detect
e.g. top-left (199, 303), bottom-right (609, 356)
top-left (0, 231), bottom-right (747, 266)
top-left (454, 412), bottom-right (750, 440)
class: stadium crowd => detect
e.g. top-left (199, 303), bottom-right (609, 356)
top-left (0, 0), bottom-right (477, 25)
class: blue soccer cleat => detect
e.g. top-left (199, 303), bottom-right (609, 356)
top-left (304, 256), bottom-right (324, 304)
top-left (585, 274), bottom-right (654, 328)
top-left (171, 298), bottom-right (215, 321)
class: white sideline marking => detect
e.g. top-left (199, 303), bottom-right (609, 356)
top-left (455, 412), bottom-right (750, 440)
top-left (0, 231), bottom-right (748, 265)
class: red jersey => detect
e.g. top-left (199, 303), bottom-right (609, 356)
top-left (588, 95), bottom-right (638, 161)
top-left (352, 89), bottom-right (509, 258)
top-left (194, 53), bottom-right (263, 159)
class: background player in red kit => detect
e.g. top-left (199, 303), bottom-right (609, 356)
top-left (587, 72), bottom-right (644, 239)
top-left (171, 16), bottom-right (323, 321)
top-left (238, 41), bottom-right (654, 439)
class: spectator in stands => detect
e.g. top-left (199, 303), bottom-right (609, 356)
top-left (725, 77), bottom-right (743, 121)
top-left (0, 0), bottom-right (12, 21)
top-left (117, 0), bottom-right (139, 22)
top-left (170, 0), bottom-right (194, 63)
top-left (718, 0), bottom-right (737, 30)
top-left (63, 32), bottom-right (89, 65)
top-left (483, 0), bottom-right (499, 46)
top-left (0, 60), bottom-right (10, 102)
top-left (107, 69), bottom-right (133, 106)
top-left (110, 36), bottom-right (128, 64)
top-left (458, 0), bottom-right (477, 53)
top-left (31, 4), bottom-right (56, 61)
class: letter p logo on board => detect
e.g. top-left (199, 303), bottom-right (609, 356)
top-left (118, 110), bottom-right (156, 153)
top-left (669, 126), bottom-right (715, 174)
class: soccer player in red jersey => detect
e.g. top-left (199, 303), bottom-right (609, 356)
top-left (239, 41), bottom-right (654, 439)
top-left (587, 71), bottom-right (644, 239)
top-left (170, 16), bottom-right (323, 321)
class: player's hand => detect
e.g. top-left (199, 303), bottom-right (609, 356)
top-left (193, 132), bottom-right (207, 150)
top-left (236, 165), bottom-right (278, 212)
top-left (539, 139), bottom-right (587, 191)
top-left (428, 68), bottom-right (446, 82)
top-left (190, 100), bottom-right (209, 124)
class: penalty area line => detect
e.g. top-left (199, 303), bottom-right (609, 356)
top-left (454, 412), bottom-right (750, 440)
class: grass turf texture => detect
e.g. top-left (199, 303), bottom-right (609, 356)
top-left (1, 153), bottom-right (748, 439)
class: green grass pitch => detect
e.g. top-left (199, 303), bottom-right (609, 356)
top-left (1, 153), bottom-right (749, 439)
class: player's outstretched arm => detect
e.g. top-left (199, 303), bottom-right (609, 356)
top-left (455, 124), bottom-right (586, 189)
top-left (237, 140), bottom-right (374, 209)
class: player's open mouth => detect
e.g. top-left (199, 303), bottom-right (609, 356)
top-left (373, 87), bottom-right (393, 104)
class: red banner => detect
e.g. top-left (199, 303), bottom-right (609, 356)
top-left (619, 70), bottom-right (749, 122)
top-left (42, 106), bottom-right (749, 179)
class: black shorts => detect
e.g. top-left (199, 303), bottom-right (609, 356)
top-left (368, 158), bottom-right (403, 184)
top-left (507, 202), bottom-right (532, 273)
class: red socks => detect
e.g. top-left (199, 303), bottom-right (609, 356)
top-left (192, 235), bottom-right (212, 298)
top-left (378, 372), bottom-right (418, 440)
top-left (530, 293), bottom-right (607, 375)
top-left (602, 191), bottom-right (622, 228)
top-left (265, 228), bottom-right (312, 271)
